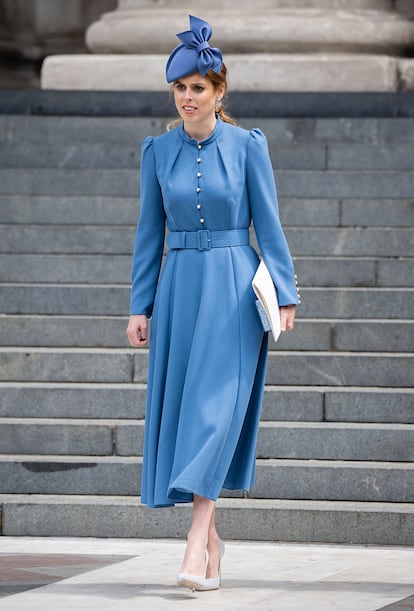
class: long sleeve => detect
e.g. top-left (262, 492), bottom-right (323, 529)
top-left (247, 128), bottom-right (299, 306)
top-left (129, 136), bottom-right (166, 316)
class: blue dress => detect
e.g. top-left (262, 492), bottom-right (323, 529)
top-left (130, 118), bottom-right (299, 508)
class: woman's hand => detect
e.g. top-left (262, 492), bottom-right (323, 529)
top-left (127, 315), bottom-right (148, 347)
top-left (280, 305), bottom-right (296, 332)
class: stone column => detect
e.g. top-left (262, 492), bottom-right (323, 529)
top-left (41, 0), bottom-right (414, 91)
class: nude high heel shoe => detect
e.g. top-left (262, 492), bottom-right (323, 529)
top-left (176, 551), bottom-right (208, 592)
top-left (176, 572), bottom-right (206, 592)
top-left (203, 539), bottom-right (225, 591)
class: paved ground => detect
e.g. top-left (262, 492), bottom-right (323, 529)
top-left (0, 537), bottom-right (413, 610)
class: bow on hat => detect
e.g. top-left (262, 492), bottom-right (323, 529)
top-left (166, 15), bottom-right (223, 83)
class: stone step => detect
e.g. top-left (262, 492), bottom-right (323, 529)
top-left (111, 420), bottom-right (414, 462)
top-left (323, 388), bottom-right (414, 424)
top-left (376, 259), bottom-right (414, 288)
top-left (1, 315), bottom-right (413, 353)
top-left (0, 196), bottom-right (138, 225)
top-left (1, 196), bottom-right (412, 228)
top-left (0, 254), bottom-right (132, 284)
top-left (295, 257), bottom-right (413, 288)
top-left (0, 348), bottom-right (412, 387)
top-left (2, 141), bottom-right (414, 171)
top-left (0, 383), bottom-right (412, 424)
top-left (1, 225), bottom-right (412, 257)
top-left (231, 118), bottom-right (414, 146)
top-left (300, 287), bottom-right (414, 319)
top-left (330, 320), bottom-right (414, 352)
top-left (0, 169), bottom-right (413, 199)
top-left (340, 198), bottom-right (414, 228)
top-left (0, 383), bottom-right (147, 420)
top-left (1, 494), bottom-right (412, 544)
top-left (0, 169), bottom-right (138, 197)
top-left (0, 116), bottom-right (166, 146)
top-left (256, 422), bottom-right (414, 462)
top-left (285, 228), bottom-right (413, 257)
top-left (1, 284), bottom-right (412, 319)
top-left (2, 116), bottom-right (414, 146)
top-left (2, 254), bottom-right (412, 288)
top-left (326, 144), bottom-right (414, 171)
top-left (0, 455), bottom-right (140, 496)
top-left (0, 224), bottom-right (136, 254)
top-left (0, 418), bottom-right (413, 461)
top-left (0, 418), bottom-right (125, 457)
top-left (0, 348), bottom-right (138, 384)
top-left (264, 350), bottom-right (413, 387)
top-left (0, 455), bottom-right (412, 503)
top-left (0, 143), bottom-right (139, 171)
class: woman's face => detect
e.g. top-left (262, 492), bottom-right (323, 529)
top-left (173, 73), bottom-right (224, 126)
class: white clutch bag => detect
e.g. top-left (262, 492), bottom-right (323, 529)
top-left (252, 260), bottom-right (281, 342)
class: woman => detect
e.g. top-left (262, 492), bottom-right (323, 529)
top-left (127, 15), bottom-right (299, 592)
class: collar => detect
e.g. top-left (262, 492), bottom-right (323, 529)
top-left (178, 116), bottom-right (223, 146)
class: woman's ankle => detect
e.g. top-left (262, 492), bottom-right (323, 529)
top-left (187, 528), bottom-right (208, 550)
top-left (207, 529), bottom-right (220, 550)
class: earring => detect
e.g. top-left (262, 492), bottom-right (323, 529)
top-left (215, 98), bottom-right (222, 112)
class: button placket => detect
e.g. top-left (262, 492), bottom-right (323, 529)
top-left (196, 144), bottom-right (204, 225)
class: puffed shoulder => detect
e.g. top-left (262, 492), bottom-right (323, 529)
top-left (248, 128), bottom-right (268, 146)
top-left (141, 135), bottom-right (154, 151)
top-left (247, 128), bottom-right (271, 161)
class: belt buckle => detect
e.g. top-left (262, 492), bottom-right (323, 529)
top-left (197, 229), bottom-right (211, 251)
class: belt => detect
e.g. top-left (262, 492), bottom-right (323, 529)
top-left (167, 228), bottom-right (250, 251)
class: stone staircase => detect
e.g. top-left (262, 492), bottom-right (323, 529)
top-left (0, 113), bottom-right (413, 544)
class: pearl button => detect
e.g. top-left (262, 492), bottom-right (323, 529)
top-left (197, 172), bottom-right (202, 178)
top-left (198, 144), bottom-right (202, 150)
top-left (200, 218), bottom-right (205, 224)
top-left (196, 204), bottom-right (201, 210)
top-left (196, 187), bottom-right (201, 193)
top-left (197, 158), bottom-right (202, 163)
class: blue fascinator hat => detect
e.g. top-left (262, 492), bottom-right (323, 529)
top-left (166, 15), bottom-right (223, 83)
